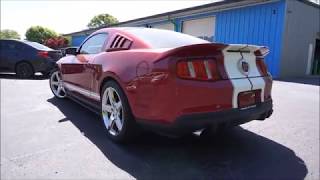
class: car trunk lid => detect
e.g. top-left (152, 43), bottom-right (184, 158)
top-left (222, 44), bottom-right (265, 79)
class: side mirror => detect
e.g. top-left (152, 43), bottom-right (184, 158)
top-left (64, 47), bottom-right (78, 56)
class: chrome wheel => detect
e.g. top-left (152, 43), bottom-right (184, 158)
top-left (102, 87), bottom-right (123, 136)
top-left (50, 71), bottom-right (66, 98)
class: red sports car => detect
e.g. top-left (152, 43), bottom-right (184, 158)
top-left (49, 27), bottom-right (273, 142)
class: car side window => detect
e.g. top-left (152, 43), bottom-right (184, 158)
top-left (8, 42), bottom-right (16, 50)
top-left (79, 33), bottom-right (108, 54)
top-left (2, 41), bottom-right (23, 51)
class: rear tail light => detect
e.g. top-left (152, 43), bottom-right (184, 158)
top-left (176, 59), bottom-right (221, 81)
top-left (38, 51), bottom-right (49, 58)
top-left (176, 61), bottom-right (190, 78)
top-left (256, 58), bottom-right (268, 76)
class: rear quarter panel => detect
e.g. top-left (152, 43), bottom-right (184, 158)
top-left (93, 50), bottom-right (167, 117)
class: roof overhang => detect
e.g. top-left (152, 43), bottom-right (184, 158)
top-left (63, 0), bottom-right (319, 36)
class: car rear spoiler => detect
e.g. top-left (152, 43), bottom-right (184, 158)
top-left (225, 44), bottom-right (263, 52)
top-left (224, 44), bottom-right (269, 57)
top-left (155, 43), bottom-right (269, 63)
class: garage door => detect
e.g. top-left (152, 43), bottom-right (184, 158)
top-left (152, 23), bottom-right (175, 31)
top-left (182, 17), bottom-right (215, 42)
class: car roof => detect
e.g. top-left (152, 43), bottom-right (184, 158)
top-left (0, 39), bottom-right (33, 44)
top-left (94, 27), bottom-right (170, 34)
top-left (0, 39), bottom-right (21, 42)
top-left (0, 39), bottom-right (41, 44)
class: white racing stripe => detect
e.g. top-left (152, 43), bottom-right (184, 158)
top-left (243, 52), bottom-right (266, 102)
top-left (222, 45), bottom-right (266, 108)
top-left (222, 50), bottom-right (247, 79)
top-left (249, 77), bottom-right (265, 102)
top-left (64, 82), bottom-right (100, 101)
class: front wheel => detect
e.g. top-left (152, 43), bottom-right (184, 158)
top-left (49, 70), bottom-right (66, 99)
top-left (101, 81), bottom-right (138, 143)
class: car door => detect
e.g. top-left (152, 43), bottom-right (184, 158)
top-left (0, 41), bottom-right (8, 71)
top-left (61, 33), bottom-right (108, 101)
top-left (0, 40), bottom-right (20, 72)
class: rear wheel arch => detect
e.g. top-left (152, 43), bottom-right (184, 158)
top-left (99, 75), bottom-right (135, 117)
top-left (99, 72), bottom-right (129, 95)
top-left (99, 73), bottom-right (135, 116)
top-left (100, 76), bottom-right (119, 96)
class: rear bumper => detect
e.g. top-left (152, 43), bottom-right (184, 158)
top-left (34, 59), bottom-right (56, 73)
top-left (137, 100), bottom-right (273, 136)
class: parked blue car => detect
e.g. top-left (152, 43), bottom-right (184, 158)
top-left (0, 39), bottom-right (62, 78)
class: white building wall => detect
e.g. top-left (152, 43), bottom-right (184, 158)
top-left (280, 0), bottom-right (320, 77)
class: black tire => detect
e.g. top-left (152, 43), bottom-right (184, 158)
top-left (101, 80), bottom-right (139, 143)
top-left (15, 62), bottom-right (34, 78)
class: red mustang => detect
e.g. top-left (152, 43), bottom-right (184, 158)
top-left (49, 27), bottom-right (273, 142)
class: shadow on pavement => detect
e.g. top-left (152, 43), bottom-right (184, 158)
top-left (48, 97), bottom-right (308, 180)
top-left (276, 76), bottom-right (320, 86)
top-left (0, 73), bottom-right (48, 80)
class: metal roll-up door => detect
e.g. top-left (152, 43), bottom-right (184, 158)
top-left (182, 17), bottom-right (215, 42)
top-left (152, 23), bottom-right (175, 31)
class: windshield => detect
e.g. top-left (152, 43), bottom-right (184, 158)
top-left (23, 41), bottom-right (53, 51)
top-left (125, 28), bottom-right (210, 48)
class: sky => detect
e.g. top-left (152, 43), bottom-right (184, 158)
top-left (1, 0), bottom-right (217, 38)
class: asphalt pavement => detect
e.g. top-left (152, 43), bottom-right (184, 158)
top-left (1, 74), bottom-right (319, 180)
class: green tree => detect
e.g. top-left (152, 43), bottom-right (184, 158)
top-left (25, 26), bottom-right (58, 43)
top-left (87, 14), bottom-right (119, 28)
top-left (0, 29), bottom-right (20, 39)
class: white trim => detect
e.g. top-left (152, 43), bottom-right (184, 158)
top-left (204, 60), bottom-right (212, 79)
top-left (249, 77), bottom-right (265, 102)
top-left (306, 43), bottom-right (314, 75)
top-left (91, 93), bottom-right (101, 101)
top-left (64, 82), bottom-right (100, 101)
top-left (187, 61), bottom-right (196, 78)
top-left (230, 79), bottom-right (253, 108)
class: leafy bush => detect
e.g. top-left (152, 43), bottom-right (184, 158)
top-left (44, 36), bottom-right (69, 49)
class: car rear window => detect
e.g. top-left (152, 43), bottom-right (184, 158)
top-left (23, 41), bottom-right (53, 51)
top-left (125, 28), bottom-right (210, 48)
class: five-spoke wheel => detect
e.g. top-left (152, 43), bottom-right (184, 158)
top-left (101, 81), bottom-right (138, 142)
top-left (49, 70), bottom-right (66, 98)
top-left (102, 87), bottom-right (124, 136)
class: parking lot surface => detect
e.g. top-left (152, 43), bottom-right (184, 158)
top-left (1, 75), bottom-right (319, 180)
